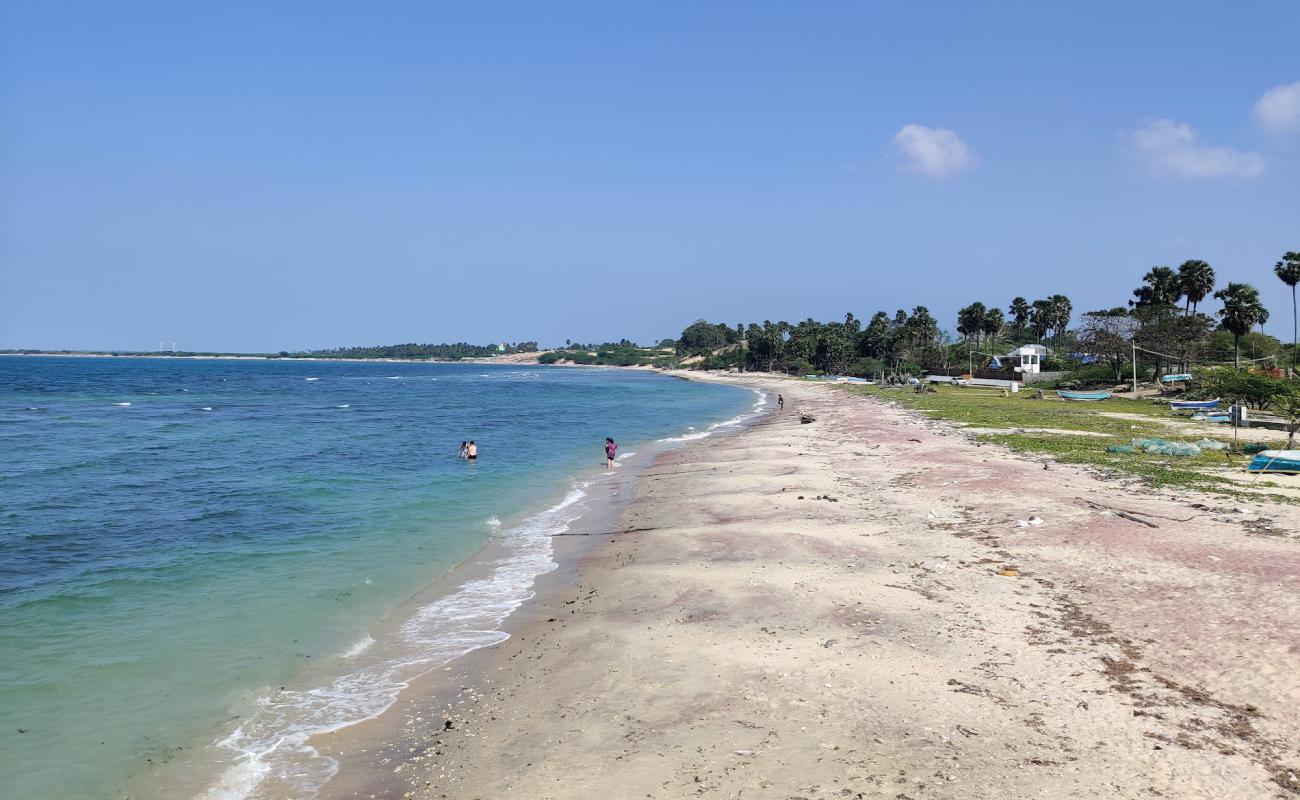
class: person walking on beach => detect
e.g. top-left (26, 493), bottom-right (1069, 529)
top-left (466, 441), bottom-right (478, 460)
top-left (605, 437), bottom-right (617, 469)
top-left (778, 394), bottom-right (784, 411)
top-left (459, 441), bottom-right (469, 459)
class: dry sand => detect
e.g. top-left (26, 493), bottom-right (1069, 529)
top-left (318, 374), bottom-right (1300, 800)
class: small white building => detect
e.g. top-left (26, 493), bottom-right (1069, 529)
top-left (1003, 344), bottom-right (1048, 374)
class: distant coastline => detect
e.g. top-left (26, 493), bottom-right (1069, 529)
top-left (0, 350), bottom-right (550, 365)
top-left (0, 345), bottom-right (679, 368)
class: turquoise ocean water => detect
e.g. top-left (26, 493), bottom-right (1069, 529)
top-left (0, 357), bottom-right (760, 799)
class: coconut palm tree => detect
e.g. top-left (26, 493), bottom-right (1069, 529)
top-left (1214, 282), bottom-right (1268, 370)
top-left (1009, 297), bottom-right (1030, 336)
top-left (1177, 260), bottom-right (1215, 315)
top-left (1274, 252), bottom-right (1300, 373)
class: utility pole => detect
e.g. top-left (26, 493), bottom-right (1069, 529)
top-left (1131, 342), bottom-right (1138, 397)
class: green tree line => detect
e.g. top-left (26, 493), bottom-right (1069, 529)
top-left (294, 342), bottom-right (539, 360)
top-left (671, 249), bottom-right (1297, 380)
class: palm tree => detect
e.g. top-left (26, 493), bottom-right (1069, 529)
top-left (1030, 299), bottom-right (1052, 343)
top-left (1045, 294), bottom-right (1072, 349)
top-left (981, 308), bottom-right (1005, 350)
top-left (1274, 252), bottom-right (1300, 373)
top-left (1132, 266), bottom-right (1181, 308)
top-left (907, 306), bottom-right (938, 346)
top-left (956, 302), bottom-right (986, 349)
top-left (860, 312), bottom-right (891, 359)
top-left (1177, 260), bottom-right (1215, 315)
top-left (1214, 282), bottom-right (1268, 370)
top-left (1009, 297), bottom-right (1030, 336)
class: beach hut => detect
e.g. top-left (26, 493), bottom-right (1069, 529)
top-left (1003, 344), bottom-right (1048, 374)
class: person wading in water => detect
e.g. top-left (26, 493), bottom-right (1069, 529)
top-left (605, 437), bottom-right (617, 469)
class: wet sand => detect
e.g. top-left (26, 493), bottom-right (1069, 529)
top-left (317, 374), bottom-right (1300, 800)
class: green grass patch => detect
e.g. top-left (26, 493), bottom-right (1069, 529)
top-left (842, 383), bottom-right (1292, 502)
top-left (847, 384), bottom-right (1178, 436)
top-left (981, 432), bottom-right (1239, 493)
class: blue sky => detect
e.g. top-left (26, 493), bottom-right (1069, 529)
top-left (2, 2), bottom-right (1297, 352)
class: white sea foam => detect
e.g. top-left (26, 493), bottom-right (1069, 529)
top-left (199, 487), bottom-right (581, 800)
top-left (199, 407), bottom-right (214, 412)
top-left (114, 402), bottom-right (131, 407)
top-left (657, 429), bottom-right (711, 443)
top-left (197, 387), bottom-right (764, 800)
top-left (658, 388), bottom-right (767, 443)
top-left (616, 451), bottom-right (636, 460)
top-left (485, 515), bottom-right (501, 529)
top-left (198, 756), bottom-right (270, 800)
top-left (305, 377), bottom-right (320, 381)
top-left (339, 635), bottom-right (375, 658)
top-left (336, 404), bottom-right (350, 409)
top-left (385, 376), bottom-right (401, 380)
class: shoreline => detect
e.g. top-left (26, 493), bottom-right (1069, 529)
top-left (314, 372), bottom-right (1299, 799)
top-left (306, 373), bottom-right (770, 799)
top-left (131, 371), bottom-right (766, 800)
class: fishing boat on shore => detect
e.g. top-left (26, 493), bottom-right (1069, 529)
top-left (1247, 450), bottom-right (1300, 474)
top-left (1170, 398), bottom-right (1219, 411)
top-left (1193, 412), bottom-right (1233, 424)
top-left (1057, 390), bottom-right (1112, 401)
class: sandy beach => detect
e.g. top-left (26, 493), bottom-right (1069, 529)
top-left (317, 373), bottom-right (1300, 800)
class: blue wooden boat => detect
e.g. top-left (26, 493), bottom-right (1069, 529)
top-left (1057, 390), bottom-right (1113, 401)
top-left (1160, 373), bottom-right (1193, 383)
top-left (1170, 398), bottom-right (1219, 411)
top-left (1247, 450), bottom-right (1300, 474)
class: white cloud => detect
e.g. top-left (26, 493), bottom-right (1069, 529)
top-left (1126, 119), bottom-right (1263, 179)
top-left (1253, 80), bottom-right (1300, 135)
top-left (893, 124), bottom-right (977, 178)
